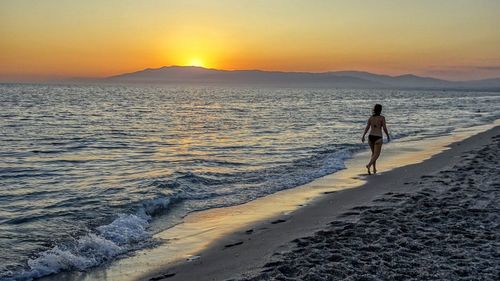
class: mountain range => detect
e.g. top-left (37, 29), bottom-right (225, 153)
top-left (105, 66), bottom-right (500, 90)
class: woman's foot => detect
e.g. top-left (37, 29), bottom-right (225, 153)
top-left (373, 168), bottom-right (377, 174)
top-left (366, 165), bottom-right (371, 175)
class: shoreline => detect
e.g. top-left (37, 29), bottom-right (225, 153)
top-left (143, 124), bottom-right (500, 281)
top-left (34, 121), bottom-right (499, 281)
top-left (236, 129), bottom-right (500, 280)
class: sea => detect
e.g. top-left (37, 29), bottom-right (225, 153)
top-left (0, 84), bottom-right (499, 280)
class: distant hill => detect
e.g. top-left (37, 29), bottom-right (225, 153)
top-left (105, 66), bottom-right (500, 90)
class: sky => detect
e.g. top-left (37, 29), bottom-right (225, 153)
top-left (1, 0), bottom-right (500, 82)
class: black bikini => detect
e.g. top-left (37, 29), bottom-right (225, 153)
top-left (368, 117), bottom-right (383, 143)
top-left (368, 135), bottom-right (382, 143)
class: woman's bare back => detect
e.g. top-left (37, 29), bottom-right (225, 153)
top-left (368, 115), bottom-right (384, 137)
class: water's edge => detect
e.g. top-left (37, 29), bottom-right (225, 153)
top-left (36, 120), bottom-right (499, 281)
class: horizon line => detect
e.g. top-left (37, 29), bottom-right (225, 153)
top-left (108, 65), bottom-right (500, 82)
top-left (2, 65), bottom-right (500, 84)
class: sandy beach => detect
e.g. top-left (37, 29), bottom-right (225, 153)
top-left (144, 126), bottom-right (500, 281)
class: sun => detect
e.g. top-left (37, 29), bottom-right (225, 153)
top-left (187, 58), bottom-right (205, 67)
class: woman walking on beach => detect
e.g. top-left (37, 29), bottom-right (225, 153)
top-left (362, 104), bottom-right (390, 175)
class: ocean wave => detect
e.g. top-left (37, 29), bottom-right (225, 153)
top-left (0, 195), bottom-right (178, 281)
top-left (0, 131), bottom-right (408, 280)
top-left (139, 193), bottom-right (182, 216)
top-left (147, 144), bottom-right (362, 210)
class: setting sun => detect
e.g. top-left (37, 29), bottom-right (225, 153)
top-left (2, 1), bottom-right (500, 81)
top-left (187, 58), bottom-right (205, 68)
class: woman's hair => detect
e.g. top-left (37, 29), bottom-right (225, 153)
top-left (372, 104), bottom-right (382, 116)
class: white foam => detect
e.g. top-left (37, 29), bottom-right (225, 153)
top-left (139, 194), bottom-right (179, 217)
top-left (97, 214), bottom-right (150, 245)
top-left (6, 214), bottom-right (153, 281)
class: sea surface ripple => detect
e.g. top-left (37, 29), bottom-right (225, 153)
top-left (0, 84), bottom-right (499, 280)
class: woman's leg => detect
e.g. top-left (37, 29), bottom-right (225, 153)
top-left (367, 142), bottom-right (382, 167)
top-left (366, 141), bottom-right (375, 174)
top-left (369, 143), bottom-right (382, 173)
top-left (369, 141), bottom-right (375, 154)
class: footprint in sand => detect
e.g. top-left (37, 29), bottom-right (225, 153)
top-left (271, 219), bottom-right (287, 224)
top-left (187, 255), bottom-right (200, 262)
top-left (339, 211), bottom-right (360, 217)
top-left (149, 272), bottom-right (176, 281)
top-left (224, 241), bottom-right (244, 248)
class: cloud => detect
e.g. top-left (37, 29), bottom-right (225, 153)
top-left (474, 65), bottom-right (500, 70)
top-left (420, 64), bottom-right (500, 80)
top-left (427, 64), bottom-right (500, 71)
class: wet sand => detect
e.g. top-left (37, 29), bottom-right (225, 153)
top-left (144, 125), bottom-right (499, 281)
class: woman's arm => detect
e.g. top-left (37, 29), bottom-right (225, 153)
top-left (361, 118), bottom-right (370, 143)
top-left (382, 116), bottom-right (390, 141)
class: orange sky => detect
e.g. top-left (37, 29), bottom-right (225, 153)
top-left (1, 0), bottom-right (500, 82)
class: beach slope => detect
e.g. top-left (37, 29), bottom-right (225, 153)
top-left (146, 126), bottom-right (499, 281)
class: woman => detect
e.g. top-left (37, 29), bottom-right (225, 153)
top-left (362, 104), bottom-right (390, 175)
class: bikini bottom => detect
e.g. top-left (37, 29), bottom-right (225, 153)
top-left (368, 135), bottom-right (382, 143)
